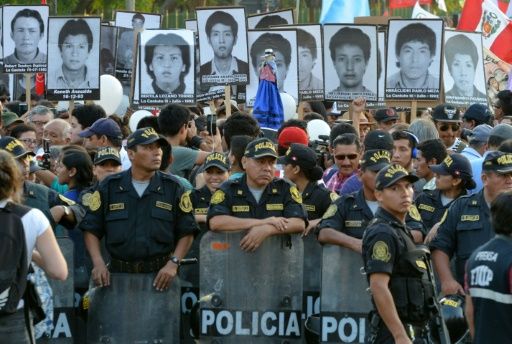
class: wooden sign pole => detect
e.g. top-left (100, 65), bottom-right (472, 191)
top-left (411, 100), bottom-right (418, 122)
top-left (24, 74), bottom-right (32, 110)
top-left (225, 85), bottom-right (231, 118)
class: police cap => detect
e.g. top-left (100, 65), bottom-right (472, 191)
top-left (360, 149), bottom-right (391, 172)
top-left (244, 137), bottom-right (278, 159)
top-left (204, 152), bottom-right (229, 172)
top-left (483, 151), bottom-right (512, 174)
top-left (430, 153), bottom-right (476, 189)
top-left (374, 107), bottom-right (399, 123)
top-left (94, 146), bottom-right (121, 165)
top-left (375, 164), bottom-right (419, 190)
top-left (278, 143), bottom-right (317, 168)
top-left (0, 136), bottom-right (36, 159)
top-left (126, 127), bottom-right (169, 149)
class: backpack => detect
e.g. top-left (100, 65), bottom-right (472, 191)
top-left (0, 202), bottom-right (30, 315)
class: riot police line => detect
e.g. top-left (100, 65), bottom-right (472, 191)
top-left (39, 227), bottom-right (463, 343)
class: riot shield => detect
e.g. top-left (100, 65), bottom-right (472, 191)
top-left (87, 273), bottom-right (182, 343)
top-left (198, 231), bottom-right (304, 343)
top-left (302, 234), bottom-right (321, 320)
top-left (320, 245), bottom-right (372, 343)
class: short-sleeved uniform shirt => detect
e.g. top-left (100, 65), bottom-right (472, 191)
top-left (207, 175), bottom-right (307, 224)
top-left (317, 189), bottom-right (426, 239)
top-left (429, 190), bottom-right (492, 284)
top-left (302, 182), bottom-right (338, 220)
top-left (79, 169), bottom-right (199, 261)
top-left (414, 189), bottom-right (463, 231)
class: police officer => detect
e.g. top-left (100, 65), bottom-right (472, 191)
top-left (80, 127), bottom-right (198, 290)
top-left (0, 136), bottom-right (80, 228)
top-left (318, 150), bottom-right (425, 252)
top-left (363, 164), bottom-right (436, 343)
top-left (465, 191), bottom-right (512, 343)
top-left (208, 137), bottom-right (307, 251)
top-left (430, 151), bottom-right (512, 296)
top-left (278, 143), bottom-right (337, 232)
top-left (415, 153), bottom-right (476, 231)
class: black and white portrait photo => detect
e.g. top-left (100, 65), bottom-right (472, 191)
top-left (385, 19), bottom-right (443, 100)
top-left (46, 17), bottom-right (101, 101)
top-left (323, 24), bottom-right (378, 102)
top-left (100, 25), bottom-right (117, 76)
top-left (114, 11), bottom-right (161, 30)
top-left (196, 7), bottom-right (249, 87)
top-left (274, 24), bottom-right (324, 101)
top-left (247, 9), bottom-right (294, 29)
top-left (2, 5), bottom-right (49, 73)
top-left (443, 30), bottom-right (487, 105)
top-left (246, 29), bottom-right (298, 107)
top-left (139, 29), bottom-right (195, 105)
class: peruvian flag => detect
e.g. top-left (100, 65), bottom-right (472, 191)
top-left (389, 0), bottom-right (431, 9)
top-left (479, 0), bottom-right (512, 64)
top-left (458, 0), bottom-right (509, 30)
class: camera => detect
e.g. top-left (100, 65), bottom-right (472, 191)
top-left (38, 139), bottom-right (51, 170)
top-left (309, 134), bottom-right (330, 170)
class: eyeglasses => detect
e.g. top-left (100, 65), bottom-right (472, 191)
top-left (20, 138), bottom-right (37, 145)
top-left (335, 154), bottom-right (358, 160)
top-left (32, 120), bottom-right (49, 127)
top-left (439, 123), bottom-right (460, 132)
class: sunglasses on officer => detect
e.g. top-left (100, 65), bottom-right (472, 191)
top-left (335, 154), bottom-right (358, 161)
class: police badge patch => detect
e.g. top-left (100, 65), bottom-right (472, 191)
top-left (210, 190), bottom-right (225, 205)
top-left (372, 241), bottom-right (391, 262)
top-left (83, 191), bottom-right (101, 211)
top-left (179, 191), bottom-right (193, 213)
top-left (290, 186), bottom-right (302, 203)
top-left (408, 205), bottom-right (421, 221)
top-left (322, 204), bottom-right (337, 219)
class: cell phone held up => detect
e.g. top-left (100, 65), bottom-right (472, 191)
top-left (206, 114), bottom-right (217, 136)
top-left (39, 139), bottom-right (51, 170)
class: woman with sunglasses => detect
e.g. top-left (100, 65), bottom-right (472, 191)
top-left (415, 153), bottom-right (475, 233)
top-left (432, 104), bottom-right (467, 153)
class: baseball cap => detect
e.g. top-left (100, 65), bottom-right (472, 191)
top-left (375, 164), bottom-right (419, 190)
top-left (360, 149), bottom-right (391, 172)
top-left (203, 152), bottom-right (230, 172)
top-left (278, 143), bottom-right (317, 168)
top-left (364, 130), bottom-right (394, 151)
top-left (374, 108), bottom-right (399, 123)
top-left (79, 118), bottom-right (122, 139)
top-left (468, 124), bottom-right (492, 144)
top-left (430, 153), bottom-right (476, 189)
top-left (244, 138), bottom-right (278, 159)
top-left (94, 146), bottom-right (121, 165)
top-left (277, 127), bottom-right (309, 149)
top-left (483, 151), bottom-right (512, 174)
top-left (463, 104), bottom-right (491, 124)
top-left (432, 104), bottom-right (461, 122)
top-left (489, 123), bottom-right (512, 141)
top-left (126, 127), bottom-right (169, 149)
top-left (0, 136), bottom-right (35, 158)
top-left (2, 111), bottom-right (23, 127)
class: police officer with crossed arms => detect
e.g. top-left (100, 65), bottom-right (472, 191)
top-left (363, 165), bottom-right (439, 344)
top-left (207, 137), bottom-right (307, 250)
top-left (80, 127), bottom-right (198, 290)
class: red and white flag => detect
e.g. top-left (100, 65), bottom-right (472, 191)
top-left (458, 0), bottom-right (510, 30)
top-left (478, 0), bottom-right (512, 64)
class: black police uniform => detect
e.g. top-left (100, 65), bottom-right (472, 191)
top-left (363, 208), bottom-right (436, 343)
top-left (414, 189), bottom-right (463, 231)
top-left (80, 169), bottom-right (199, 269)
top-left (429, 190), bottom-right (492, 284)
top-left (317, 189), bottom-right (426, 239)
top-left (466, 235), bottom-right (512, 344)
top-left (23, 181), bottom-right (81, 229)
top-left (302, 182), bottom-right (337, 220)
top-left (207, 174), bottom-right (307, 225)
top-left (191, 185), bottom-right (212, 219)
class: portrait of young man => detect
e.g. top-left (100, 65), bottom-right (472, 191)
top-left (443, 31), bottom-right (487, 106)
top-left (46, 17), bottom-right (100, 100)
top-left (139, 29), bottom-right (195, 105)
top-left (247, 9), bottom-right (294, 29)
top-left (2, 5), bottom-right (49, 73)
top-left (323, 25), bottom-right (378, 102)
top-left (197, 8), bottom-right (249, 86)
top-left (385, 19), bottom-right (443, 100)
